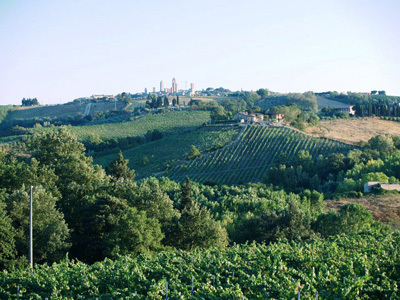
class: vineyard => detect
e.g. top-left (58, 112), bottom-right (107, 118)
top-left (168, 125), bottom-right (354, 184)
top-left (68, 111), bottom-right (211, 142)
top-left (94, 126), bottom-right (240, 179)
top-left (1, 232), bottom-right (399, 299)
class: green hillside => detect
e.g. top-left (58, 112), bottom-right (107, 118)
top-left (4, 101), bottom-right (126, 121)
top-left (69, 110), bottom-right (211, 142)
top-left (94, 126), bottom-right (240, 179)
top-left (316, 95), bottom-right (350, 110)
top-left (167, 125), bottom-right (354, 184)
top-left (257, 92), bottom-right (318, 111)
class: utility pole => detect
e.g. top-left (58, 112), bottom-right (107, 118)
top-left (30, 186), bottom-right (33, 269)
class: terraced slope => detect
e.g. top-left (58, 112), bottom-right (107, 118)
top-left (94, 126), bottom-right (240, 179)
top-left (168, 125), bottom-right (354, 184)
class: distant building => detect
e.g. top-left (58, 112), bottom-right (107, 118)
top-left (265, 112), bottom-right (284, 122)
top-left (246, 114), bottom-right (264, 124)
top-left (144, 88), bottom-right (148, 94)
top-left (153, 87), bottom-right (156, 93)
top-left (191, 83), bottom-right (194, 92)
top-left (91, 94), bottom-right (114, 99)
top-left (332, 105), bottom-right (356, 115)
top-left (160, 81), bottom-right (164, 92)
top-left (364, 182), bottom-right (400, 193)
top-left (172, 78), bottom-right (177, 93)
top-left (234, 112), bottom-right (248, 121)
top-left (234, 112), bottom-right (265, 124)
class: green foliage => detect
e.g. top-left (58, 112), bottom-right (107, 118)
top-left (263, 200), bottom-right (314, 242)
top-left (76, 193), bottom-right (164, 262)
top-left (106, 151), bottom-right (135, 181)
top-left (0, 106), bottom-right (13, 127)
top-left (367, 135), bottom-right (396, 157)
top-left (338, 203), bottom-right (375, 234)
top-left (315, 203), bottom-right (377, 237)
top-left (1, 232), bottom-right (399, 299)
top-left (259, 92), bottom-right (318, 112)
top-left (180, 177), bottom-right (193, 209)
top-left (187, 145), bottom-right (200, 160)
top-left (21, 98), bottom-right (39, 106)
top-left (256, 88), bottom-right (270, 98)
top-left (174, 203), bottom-right (228, 250)
top-left (104, 207), bottom-right (164, 258)
top-left (0, 197), bottom-right (16, 270)
top-left (5, 189), bottom-right (69, 264)
top-left (113, 179), bottom-right (179, 227)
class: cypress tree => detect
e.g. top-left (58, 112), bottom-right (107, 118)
top-left (181, 176), bottom-right (192, 209)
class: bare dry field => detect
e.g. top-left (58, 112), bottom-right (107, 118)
top-left (326, 194), bottom-right (400, 230)
top-left (306, 118), bottom-right (400, 144)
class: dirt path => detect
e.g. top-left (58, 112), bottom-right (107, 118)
top-left (83, 103), bottom-right (92, 117)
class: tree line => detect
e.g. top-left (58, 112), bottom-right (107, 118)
top-left (145, 94), bottom-right (180, 109)
top-left (21, 98), bottom-right (39, 106)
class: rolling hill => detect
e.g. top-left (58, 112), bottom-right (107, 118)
top-left (98, 124), bottom-right (353, 185)
top-left (94, 126), bottom-right (240, 179)
top-left (4, 101), bottom-right (126, 121)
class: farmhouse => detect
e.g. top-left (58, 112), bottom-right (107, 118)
top-left (234, 112), bottom-right (264, 124)
top-left (332, 105), bottom-right (356, 115)
top-left (246, 114), bottom-right (264, 124)
top-left (364, 182), bottom-right (400, 193)
top-left (265, 112), bottom-right (284, 122)
top-left (234, 112), bottom-right (248, 121)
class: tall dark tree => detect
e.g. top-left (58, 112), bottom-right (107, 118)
top-left (181, 177), bottom-right (193, 209)
top-left (174, 203), bottom-right (228, 250)
top-left (163, 96), bottom-right (169, 107)
top-left (106, 151), bottom-right (135, 181)
top-left (157, 96), bottom-right (163, 108)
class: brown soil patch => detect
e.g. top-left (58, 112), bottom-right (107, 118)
top-left (306, 118), bottom-right (400, 145)
top-left (325, 195), bottom-right (400, 230)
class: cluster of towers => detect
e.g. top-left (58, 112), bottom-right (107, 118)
top-left (157, 78), bottom-right (194, 95)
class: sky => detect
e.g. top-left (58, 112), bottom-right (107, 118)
top-left (0, 0), bottom-right (399, 105)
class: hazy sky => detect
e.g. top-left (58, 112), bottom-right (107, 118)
top-left (1, 0), bottom-right (399, 105)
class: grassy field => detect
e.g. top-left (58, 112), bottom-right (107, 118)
top-left (166, 125), bottom-right (354, 185)
top-left (326, 194), bottom-right (400, 230)
top-left (306, 117), bottom-right (400, 144)
top-left (316, 95), bottom-right (349, 110)
top-left (94, 126), bottom-right (240, 179)
top-left (5, 101), bottom-right (126, 121)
